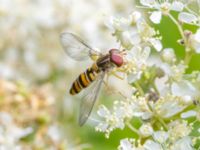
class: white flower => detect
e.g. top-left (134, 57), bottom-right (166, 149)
top-left (97, 104), bottom-right (110, 117)
top-left (106, 13), bottom-right (142, 49)
top-left (118, 139), bottom-right (133, 150)
top-left (155, 95), bottom-right (187, 118)
top-left (130, 11), bottom-right (142, 23)
top-left (121, 31), bottom-right (141, 49)
top-left (110, 17), bottom-right (130, 32)
top-left (139, 123), bottom-right (153, 137)
top-left (171, 1), bottom-right (185, 12)
top-left (171, 80), bottom-right (197, 104)
top-left (181, 110), bottom-right (197, 119)
top-left (140, 0), bottom-right (157, 8)
top-left (161, 48), bottom-right (176, 63)
top-left (47, 124), bottom-right (62, 143)
top-left (168, 120), bottom-right (192, 141)
top-left (0, 112), bottom-right (33, 149)
top-left (96, 105), bottom-right (125, 138)
top-left (171, 136), bottom-right (193, 150)
top-left (150, 11), bottom-right (162, 24)
top-left (148, 38), bottom-right (162, 51)
top-left (140, 0), bottom-right (185, 24)
top-left (153, 131), bottom-right (169, 144)
top-left (154, 75), bottom-right (170, 96)
top-left (156, 61), bottom-right (186, 81)
top-left (143, 140), bottom-right (162, 150)
top-left (188, 28), bottom-right (200, 53)
top-left (107, 11), bottom-right (162, 51)
top-left (178, 12), bottom-right (198, 24)
top-left (130, 96), bottom-right (153, 120)
top-left (126, 46), bottom-right (151, 83)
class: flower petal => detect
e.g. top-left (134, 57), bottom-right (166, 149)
top-left (140, 0), bottom-right (156, 8)
top-left (178, 12), bottom-right (198, 24)
top-left (172, 137), bottom-right (193, 150)
top-left (153, 131), bottom-right (169, 143)
top-left (119, 138), bottom-right (133, 150)
top-left (150, 11), bottom-right (162, 24)
top-left (144, 140), bottom-right (162, 150)
top-left (194, 29), bottom-right (200, 43)
top-left (171, 1), bottom-right (184, 12)
top-left (149, 38), bottom-right (162, 51)
top-left (171, 80), bottom-right (197, 100)
top-left (181, 110), bottom-right (197, 118)
top-left (139, 123), bottom-right (153, 137)
top-left (97, 105), bottom-right (110, 117)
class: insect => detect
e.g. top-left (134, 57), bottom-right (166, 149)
top-left (60, 32), bottom-right (126, 126)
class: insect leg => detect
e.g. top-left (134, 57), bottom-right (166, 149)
top-left (109, 71), bottom-right (126, 80)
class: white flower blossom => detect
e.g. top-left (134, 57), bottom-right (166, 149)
top-left (118, 139), bottom-right (134, 150)
top-left (126, 46), bottom-right (151, 83)
top-left (139, 123), bottom-right (153, 137)
top-left (171, 136), bottom-right (193, 150)
top-left (95, 2), bottom-right (200, 149)
top-left (188, 28), bottom-right (200, 53)
top-left (107, 11), bottom-right (162, 51)
top-left (96, 105), bottom-right (125, 138)
top-left (171, 80), bottom-right (197, 104)
top-left (47, 124), bottom-right (62, 143)
top-left (143, 140), bottom-right (162, 150)
top-left (181, 110), bottom-right (197, 118)
top-left (140, 0), bottom-right (185, 24)
top-left (178, 12), bottom-right (198, 24)
top-left (153, 131), bottom-right (169, 144)
top-left (161, 48), bottom-right (176, 63)
top-left (154, 95), bottom-right (187, 118)
top-left (168, 120), bottom-right (192, 142)
top-left (0, 112), bottom-right (33, 150)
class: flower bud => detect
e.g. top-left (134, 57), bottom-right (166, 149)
top-left (161, 48), bottom-right (176, 63)
top-left (139, 123), bottom-right (153, 137)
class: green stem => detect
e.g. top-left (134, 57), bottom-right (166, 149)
top-left (184, 51), bottom-right (193, 66)
top-left (155, 115), bottom-right (168, 130)
top-left (168, 14), bottom-right (194, 66)
top-left (185, 6), bottom-right (198, 16)
top-left (134, 81), bottom-right (144, 96)
top-left (152, 82), bottom-right (159, 95)
top-left (147, 102), bottom-right (168, 130)
top-left (168, 14), bottom-right (185, 41)
top-left (126, 122), bottom-right (141, 136)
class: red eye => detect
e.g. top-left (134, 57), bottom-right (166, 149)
top-left (110, 53), bottom-right (123, 67)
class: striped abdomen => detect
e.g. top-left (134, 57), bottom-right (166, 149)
top-left (70, 63), bottom-right (99, 95)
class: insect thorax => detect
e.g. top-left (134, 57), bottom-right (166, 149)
top-left (96, 54), bottom-right (113, 71)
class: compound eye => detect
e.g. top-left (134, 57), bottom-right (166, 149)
top-left (110, 53), bottom-right (123, 67)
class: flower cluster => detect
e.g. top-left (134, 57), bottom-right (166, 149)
top-left (0, 0), bottom-right (140, 149)
top-left (95, 1), bottom-right (200, 149)
top-left (0, 79), bottom-right (88, 149)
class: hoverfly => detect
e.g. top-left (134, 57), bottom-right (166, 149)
top-left (60, 32), bottom-right (126, 126)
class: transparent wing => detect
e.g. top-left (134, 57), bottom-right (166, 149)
top-left (60, 32), bottom-right (101, 61)
top-left (79, 72), bottom-right (105, 126)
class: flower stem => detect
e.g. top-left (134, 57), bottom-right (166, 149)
top-left (168, 14), bottom-right (185, 41)
top-left (134, 81), bottom-right (144, 96)
top-left (185, 6), bottom-right (198, 17)
top-left (184, 51), bottom-right (193, 65)
top-left (146, 102), bottom-right (168, 130)
top-left (126, 122), bottom-right (141, 136)
top-left (168, 14), bottom-right (194, 66)
top-left (152, 82), bottom-right (159, 94)
top-left (155, 116), bottom-right (168, 130)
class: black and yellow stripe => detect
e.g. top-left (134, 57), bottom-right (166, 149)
top-left (69, 63), bottom-right (99, 95)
